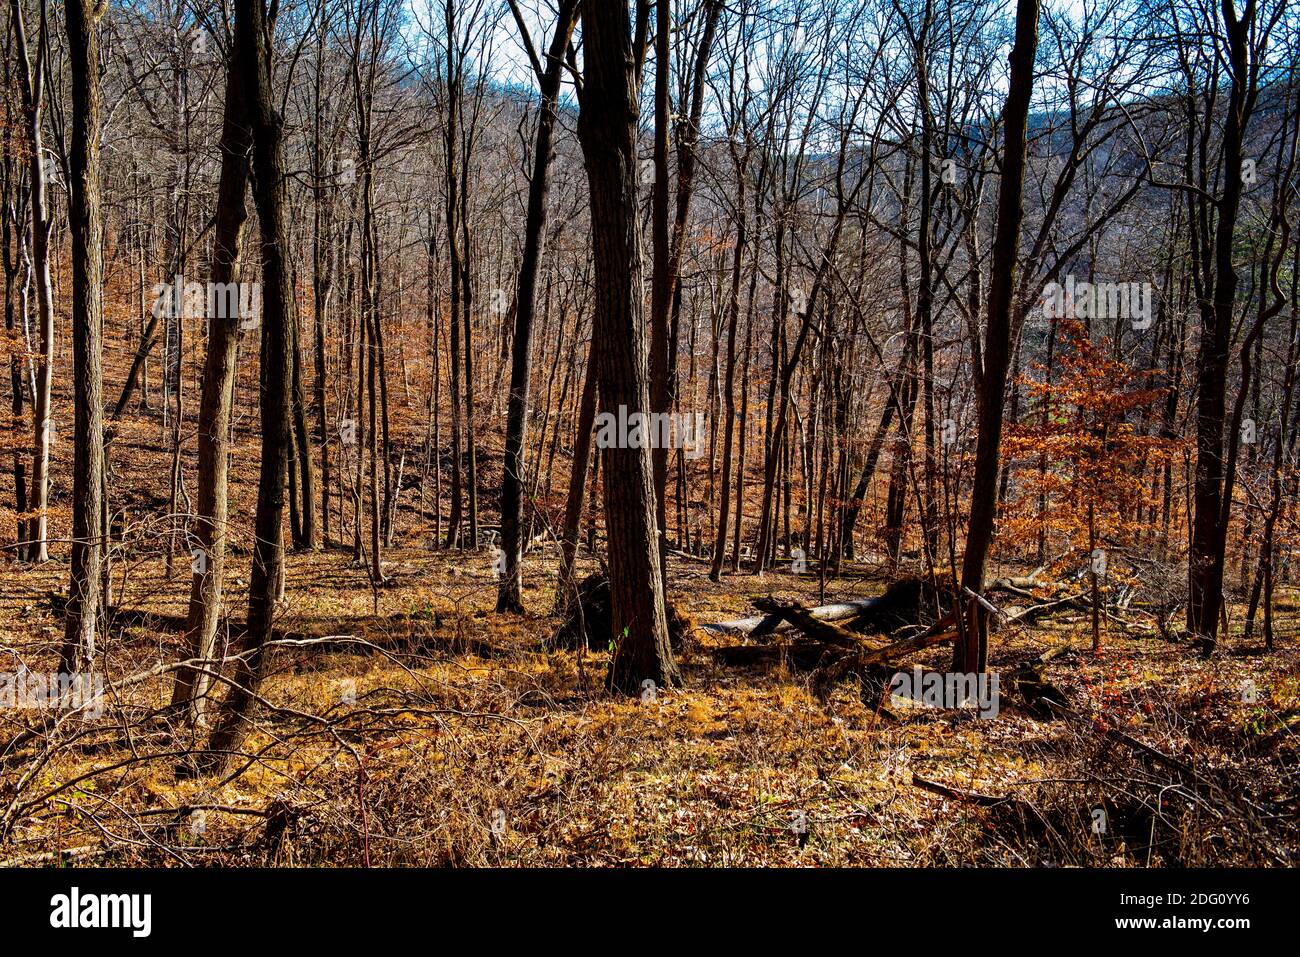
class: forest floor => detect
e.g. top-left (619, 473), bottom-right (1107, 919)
top-left (2, 542), bottom-right (1298, 867)
top-left (2, 334), bottom-right (1299, 867)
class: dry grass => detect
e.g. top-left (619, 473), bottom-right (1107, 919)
top-left (2, 543), bottom-right (1297, 867)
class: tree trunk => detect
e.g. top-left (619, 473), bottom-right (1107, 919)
top-left (312, 8), bottom-right (334, 547)
top-left (1, 58), bottom-right (29, 561)
top-left (12, 0), bottom-right (53, 563)
top-left (172, 40), bottom-right (252, 725)
top-left (61, 0), bottom-right (108, 675)
top-left (649, 0), bottom-right (672, 582)
top-left (555, 335), bottom-right (598, 610)
top-left (498, 0), bottom-right (579, 613)
top-left (954, 0), bottom-right (1039, 674)
top-left (203, 0), bottom-right (296, 772)
top-left (711, 160), bottom-right (747, 581)
top-left (578, 0), bottom-right (679, 694)
top-left (443, 0), bottom-right (465, 549)
top-left (1187, 1), bottom-right (1259, 649)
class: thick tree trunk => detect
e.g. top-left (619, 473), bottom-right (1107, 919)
top-left (649, 0), bottom-right (672, 582)
top-left (1187, 2), bottom-right (1256, 648)
top-left (578, 0), bottom-right (679, 694)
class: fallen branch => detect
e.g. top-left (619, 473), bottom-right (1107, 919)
top-left (1045, 700), bottom-right (1232, 804)
top-left (700, 596), bottom-right (892, 638)
top-left (1005, 592), bottom-right (1089, 625)
top-left (750, 597), bottom-right (873, 650)
top-left (857, 617), bottom-right (957, 666)
top-left (911, 773), bottom-right (1019, 807)
top-left (0, 843), bottom-right (109, 866)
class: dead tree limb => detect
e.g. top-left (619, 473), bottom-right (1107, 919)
top-left (911, 773), bottom-right (1019, 807)
top-left (749, 597), bottom-right (873, 649)
top-left (699, 596), bottom-right (891, 638)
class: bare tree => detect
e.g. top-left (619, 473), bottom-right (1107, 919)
top-left (1182, 0), bottom-right (1280, 650)
top-left (171, 17), bottom-right (252, 725)
top-left (496, 0), bottom-right (579, 613)
top-left (10, 0), bottom-right (52, 563)
top-left (61, 0), bottom-right (108, 674)
top-left (955, 0), bottom-right (1039, 673)
top-left (203, 0), bottom-right (297, 772)
top-left (578, 0), bottom-right (679, 693)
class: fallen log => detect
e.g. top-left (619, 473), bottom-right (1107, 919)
top-left (700, 596), bottom-right (891, 637)
top-left (714, 595), bottom-right (957, 676)
top-left (703, 576), bottom-right (1071, 643)
top-left (750, 597), bottom-right (874, 650)
top-left (857, 616), bottom-right (958, 666)
top-left (0, 844), bottom-right (109, 867)
top-left (1005, 592), bottom-right (1088, 625)
top-left (702, 575), bottom-right (967, 640)
top-left (1033, 640), bottom-right (1076, 665)
top-left (985, 574), bottom-right (1046, 600)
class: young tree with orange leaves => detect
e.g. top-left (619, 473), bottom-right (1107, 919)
top-left (1004, 322), bottom-right (1178, 651)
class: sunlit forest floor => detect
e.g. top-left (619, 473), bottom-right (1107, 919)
top-left (3, 541), bottom-right (1298, 867)
top-left (3, 324), bottom-right (1300, 866)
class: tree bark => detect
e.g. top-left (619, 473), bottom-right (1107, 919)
top-left (203, 0), bottom-right (296, 772)
top-left (61, 0), bottom-right (108, 675)
top-left (954, 0), bottom-right (1039, 673)
top-left (172, 33), bottom-right (253, 725)
top-left (578, 0), bottom-right (680, 694)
